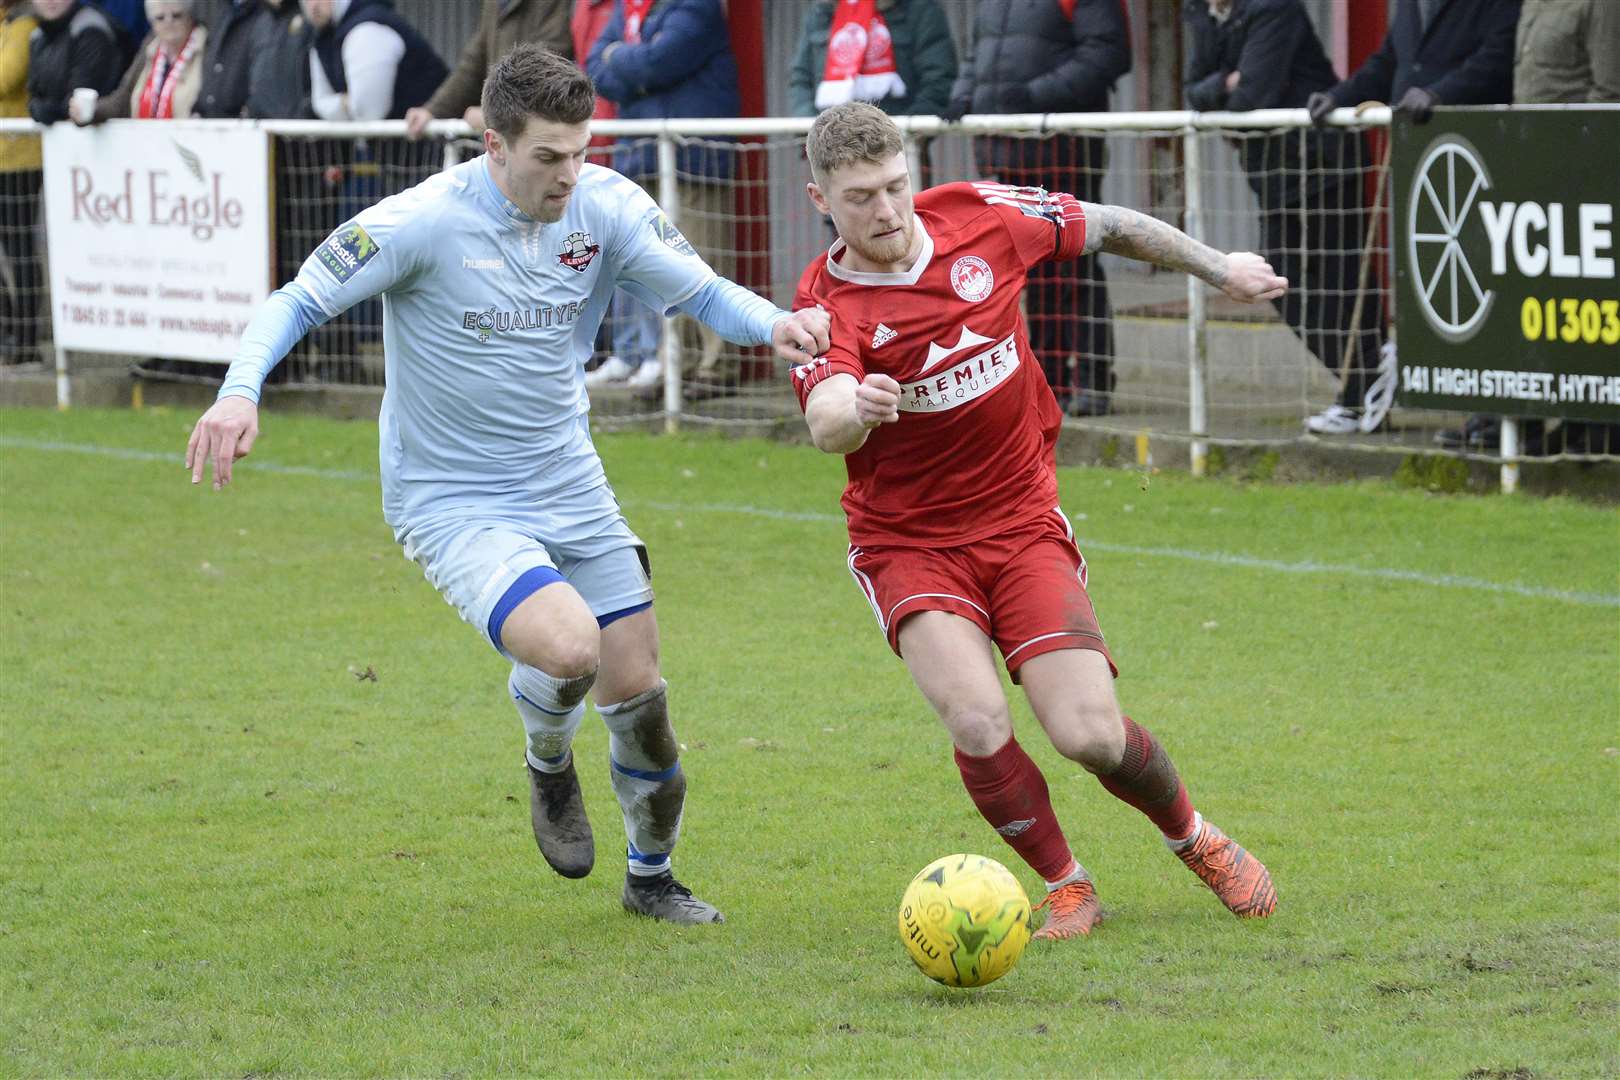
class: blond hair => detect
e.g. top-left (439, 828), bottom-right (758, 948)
top-left (806, 102), bottom-right (904, 184)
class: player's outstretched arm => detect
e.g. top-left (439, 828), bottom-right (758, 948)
top-left (1080, 202), bottom-right (1288, 303)
top-left (805, 372), bottom-right (900, 455)
top-left (186, 395), bottom-right (260, 491)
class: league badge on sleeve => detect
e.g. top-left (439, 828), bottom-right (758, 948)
top-left (557, 231), bottom-right (601, 273)
top-left (650, 213), bottom-right (698, 257)
top-left (316, 223), bottom-right (380, 284)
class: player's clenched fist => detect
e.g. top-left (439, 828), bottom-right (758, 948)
top-left (1221, 252), bottom-right (1288, 304)
top-left (185, 395), bottom-right (260, 490)
top-left (854, 372), bottom-right (901, 428)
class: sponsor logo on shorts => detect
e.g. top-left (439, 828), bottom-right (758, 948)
top-left (950, 255), bottom-right (994, 302)
top-left (316, 224), bottom-right (379, 284)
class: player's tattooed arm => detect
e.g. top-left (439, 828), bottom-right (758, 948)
top-left (1078, 202), bottom-right (1287, 304)
top-left (1080, 202), bottom-right (1227, 286)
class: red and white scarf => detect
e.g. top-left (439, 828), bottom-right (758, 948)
top-left (136, 26), bottom-right (201, 119)
top-left (815, 0), bottom-right (906, 110)
top-left (622, 0), bottom-right (653, 44)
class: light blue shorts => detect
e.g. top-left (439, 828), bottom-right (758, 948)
top-left (397, 486), bottom-right (653, 656)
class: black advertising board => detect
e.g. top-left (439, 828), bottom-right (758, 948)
top-left (1393, 107), bottom-right (1620, 422)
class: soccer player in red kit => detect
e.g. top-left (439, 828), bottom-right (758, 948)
top-left (793, 102), bottom-right (1286, 940)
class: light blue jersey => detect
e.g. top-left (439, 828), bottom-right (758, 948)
top-left (219, 157), bottom-right (787, 531)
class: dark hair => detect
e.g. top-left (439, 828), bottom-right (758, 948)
top-left (806, 102), bottom-right (905, 183)
top-left (481, 43), bottom-right (596, 142)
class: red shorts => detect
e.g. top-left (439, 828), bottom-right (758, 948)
top-left (846, 508), bottom-right (1115, 682)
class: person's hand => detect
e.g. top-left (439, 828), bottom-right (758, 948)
top-left (1220, 251), bottom-right (1288, 304)
top-left (772, 306), bottom-right (830, 365)
top-left (462, 105), bottom-right (485, 131)
top-left (854, 372), bottom-right (901, 428)
top-left (1224, 70), bottom-right (1242, 92)
top-left (1306, 90), bottom-right (1335, 126)
top-left (938, 98), bottom-right (969, 124)
top-left (403, 105), bottom-right (434, 139)
top-left (186, 395), bottom-right (260, 490)
top-left (1393, 85), bottom-right (1438, 123)
top-left (1000, 84), bottom-right (1035, 114)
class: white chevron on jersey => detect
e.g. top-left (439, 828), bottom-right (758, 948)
top-left (920, 325), bottom-right (994, 375)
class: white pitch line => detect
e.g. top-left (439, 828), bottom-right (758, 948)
top-left (5, 436), bottom-right (1615, 608)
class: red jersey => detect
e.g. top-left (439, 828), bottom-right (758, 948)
top-left (792, 181), bottom-right (1088, 547)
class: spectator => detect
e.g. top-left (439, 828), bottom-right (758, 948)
top-left (243, 0), bottom-right (310, 119)
top-left (1306, 0), bottom-right (1520, 124)
top-left (586, 0), bottom-right (740, 394)
top-left (26, 0), bottom-right (124, 124)
top-left (1302, 0), bottom-right (1521, 450)
top-left (300, 0), bottom-right (444, 122)
top-left (95, 0), bottom-right (147, 60)
top-left (787, 0), bottom-right (957, 119)
top-left (1, 0), bottom-right (42, 364)
top-left (942, 0), bottom-right (1130, 417)
top-left (404, 0), bottom-right (570, 139)
top-left (1184, 0), bottom-right (1392, 435)
top-left (178, 0), bottom-right (310, 121)
top-left (1515, 0), bottom-right (1620, 104)
top-left (572, 0), bottom-right (613, 134)
top-left (75, 0), bottom-right (207, 122)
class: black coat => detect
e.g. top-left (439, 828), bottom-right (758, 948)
top-left (1183, 0), bottom-right (1353, 208)
top-left (26, 1), bottom-right (124, 124)
top-left (1327, 0), bottom-right (1521, 108)
top-left (196, 0), bottom-right (276, 118)
top-left (1182, 0), bottom-right (1337, 112)
top-left (949, 0), bottom-right (1130, 116)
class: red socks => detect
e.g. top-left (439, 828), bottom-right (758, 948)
top-left (1097, 715), bottom-right (1196, 841)
top-left (954, 736), bottom-right (1076, 882)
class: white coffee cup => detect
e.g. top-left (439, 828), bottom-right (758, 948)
top-left (70, 88), bottom-right (98, 125)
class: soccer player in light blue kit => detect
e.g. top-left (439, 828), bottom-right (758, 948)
top-left (185, 45), bottom-right (831, 924)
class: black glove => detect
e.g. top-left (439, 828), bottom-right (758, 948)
top-left (938, 98), bottom-right (969, 124)
top-left (1394, 85), bottom-right (1439, 124)
top-left (1305, 90), bottom-right (1335, 126)
top-left (1186, 70), bottom-right (1230, 113)
top-left (1000, 84), bottom-right (1035, 114)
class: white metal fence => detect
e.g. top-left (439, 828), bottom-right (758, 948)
top-left (2, 109), bottom-right (1612, 471)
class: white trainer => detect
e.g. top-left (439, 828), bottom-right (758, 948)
top-left (626, 359), bottom-right (663, 388)
top-left (584, 355), bottom-right (633, 388)
top-left (1305, 403), bottom-right (1362, 435)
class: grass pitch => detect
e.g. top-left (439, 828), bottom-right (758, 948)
top-left (2, 407), bottom-right (1616, 1078)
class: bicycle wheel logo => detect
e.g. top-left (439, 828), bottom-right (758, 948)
top-left (1407, 134), bottom-right (1495, 342)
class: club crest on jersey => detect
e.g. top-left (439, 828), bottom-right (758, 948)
top-left (557, 231), bottom-right (600, 273)
top-left (650, 213), bottom-right (697, 257)
top-left (950, 255), bottom-right (994, 302)
top-left (316, 223), bottom-right (379, 284)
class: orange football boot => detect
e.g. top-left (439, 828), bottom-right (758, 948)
top-left (1031, 877), bottom-right (1102, 940)
top-left (1175, 819), bottom-right (1277, 918)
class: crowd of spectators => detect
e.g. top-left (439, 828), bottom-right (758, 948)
top-left (0, 0), bottom-right (1614, 450)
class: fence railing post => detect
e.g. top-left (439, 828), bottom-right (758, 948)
top-left (1501, 418), bottom-right (1520, 493)
top-left (657, 131), bottom-right (681, 433)
top-left (1183, 125), bottom-right (1209, 476)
